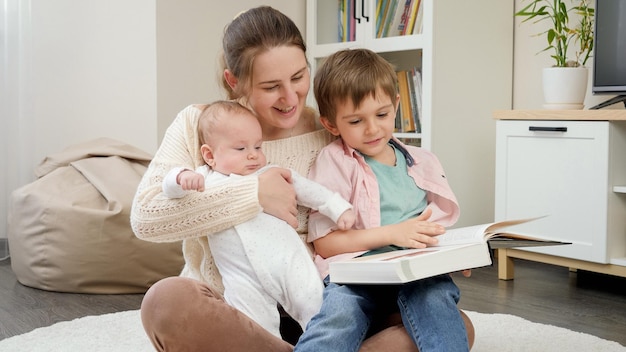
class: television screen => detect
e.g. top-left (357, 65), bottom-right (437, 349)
top-left (591, 0), bottom-right (626, 109)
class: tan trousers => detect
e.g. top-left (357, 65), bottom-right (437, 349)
top-left (140, 276), bottom-right (475, 352)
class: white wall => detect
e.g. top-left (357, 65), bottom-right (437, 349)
top-left (0, 0), bottom-right (158, 245)
top-left (4, 0), bottom-right (158, 177)
top-left (155, 0), bottom-right (305, 142)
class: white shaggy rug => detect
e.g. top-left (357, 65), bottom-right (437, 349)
top-left (0, 310), bottom-right (624, 352)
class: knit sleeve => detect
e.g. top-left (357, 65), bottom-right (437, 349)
top-left (130, 105), bottom-right (262, 243)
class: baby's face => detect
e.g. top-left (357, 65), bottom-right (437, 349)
top-left (209, 114), bottom-right (267, 176)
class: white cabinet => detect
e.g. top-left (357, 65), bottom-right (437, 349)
top-left (307, 1), bottom-right (514, 227)
top-left (494, 111), bottom-right (626, 279)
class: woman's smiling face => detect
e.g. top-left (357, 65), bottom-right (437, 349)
top-left (246, 45), bottom-right (310, 139)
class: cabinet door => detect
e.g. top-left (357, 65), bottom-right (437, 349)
top-left (307, 0), bottom-right (423, 51)
top-left (495, 120), bottom-right (610, 263)
top-left (307, 0), bottom-right (371, 46)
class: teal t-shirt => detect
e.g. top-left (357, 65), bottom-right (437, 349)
top-left (362, 143), bottom-right (427, 255)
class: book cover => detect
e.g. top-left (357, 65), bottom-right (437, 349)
top-left (406, 69), bottom-right (421, 133)
top-left (411, 67), bottom-right (422, 127)
top-left (329, 217), bottom-right (567, 284)
top-left (411, 0), bottom-right (424, 34)
top-left (390, 0), bottom-right (412, 37)
top-left (377, 0), bottom-right (393, 38)
top-left (396, 70), bottom-right (415, 132)
top-left (405, 0), bottom-right (421, 35)
top-left (382, 0), bottom-right (399, 38)
top-left (393, 0), bottom-right (412, 35)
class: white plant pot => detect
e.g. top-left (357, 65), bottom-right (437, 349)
top-left (542, 67), bottom-right (588, 110)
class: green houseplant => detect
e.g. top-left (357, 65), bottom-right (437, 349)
top-left (516, 0), bottom-right (594, 67)
top-left (516, 0), bottom-right (595, 109)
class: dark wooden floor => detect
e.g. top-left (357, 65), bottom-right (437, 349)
top-left (1, 256), bottom-right (625, 346)
top-left (0, 258), bottom-right (143, 340)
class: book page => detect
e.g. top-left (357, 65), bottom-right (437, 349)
top-left (347, 248), bottom-right (432, 262)
top-left (434, 224), bottom-right (492, 247)
top-left (483, 216), bottom-right (547, 240)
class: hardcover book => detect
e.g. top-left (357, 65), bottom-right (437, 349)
top-left (329, 217), bottom-right (567, 284)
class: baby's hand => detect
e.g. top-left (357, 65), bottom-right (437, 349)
top-left (177, 170), bottom-right (205, 192)
top-left (336, 209), bottom-right (356, 230)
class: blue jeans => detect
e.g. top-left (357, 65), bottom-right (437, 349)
top-left (294, 274), bottom-right (468, 352)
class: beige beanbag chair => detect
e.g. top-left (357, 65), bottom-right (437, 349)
top-left (8, 138), bottom-right (184, 293)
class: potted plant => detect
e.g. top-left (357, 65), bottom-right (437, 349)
top-left (516, 0), bottom-right (594, 109)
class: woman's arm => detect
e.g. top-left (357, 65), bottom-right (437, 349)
top-left (130, 105), bottom-right (263, 243)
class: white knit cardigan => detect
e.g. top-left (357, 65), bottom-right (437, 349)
top-left (130, 104), bottom-right (334, 293)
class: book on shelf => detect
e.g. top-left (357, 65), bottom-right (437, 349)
top-left (376, 0), bottom-right (391, 38)
top-left (375, 0), bottom-right (385, 37)
top-left (396, 70), bottom-right (416, 132)
top-left (376, 0), bottom-right (424, 38)
top-left (406, 69), bottom-right (421, 133)
top-left (405, 0), bottom-right (422, 35)
top-left (388, 0), bottom-right (411, 37)
top-left (382, 0), bottom-right (400, 38)
top-left (339, 0), bottom-right (345, 42)
top-left (407, 0), bottom-right (424, 35)
top-left (328, 217), bottom-right (569, 284)
top-left (411, 67), bottom-right (423, 129)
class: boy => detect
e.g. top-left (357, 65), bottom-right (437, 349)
top-left (295, 49), bottom-right (469, 351)
top-left (162, 100), bottom-right (355, 338)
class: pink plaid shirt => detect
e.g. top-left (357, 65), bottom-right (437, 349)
top-left (307, 137), bottom-right (460, 278)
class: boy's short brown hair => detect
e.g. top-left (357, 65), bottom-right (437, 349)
top-left (314, 48), bottom-right (398, 123)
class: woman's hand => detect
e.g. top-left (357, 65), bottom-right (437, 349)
top-left (388, 208), bottom-right (445, 249)
top-left (258, 167), bottom-right (298, 228)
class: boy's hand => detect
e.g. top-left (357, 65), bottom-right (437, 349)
top-left (388, 208), bottom-right (444, 248)
top-left (336, 209), bottom-right (356, 230)
top-left (177, 170), bottom-right (205, 192)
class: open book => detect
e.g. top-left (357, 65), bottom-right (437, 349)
top-left (328, 217), bottom-right (567, 284)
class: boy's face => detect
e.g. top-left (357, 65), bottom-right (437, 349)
top-left (321, 91), bottom-right (400, 164)
top-left (201, 113), bottom-right (267, 176)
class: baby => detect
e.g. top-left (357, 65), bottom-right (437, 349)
top-left (162, 100), bottom-right (355, 337)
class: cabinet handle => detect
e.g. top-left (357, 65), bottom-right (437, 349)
top-left (361, 0), bottom-right (369, 22)
top-left (528, 126), bottom-right (568, 132)
top-left (353, 0), bottom-right (360, 23)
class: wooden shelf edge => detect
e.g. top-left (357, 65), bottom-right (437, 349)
top-left (493, 109), bottom-right (626, 121)
top-left (613, 186), bottom-right (626, 193)
top-left (499, 248), bottom-right (626, 279)
top-left (394, 132), bottom-right (422, 139)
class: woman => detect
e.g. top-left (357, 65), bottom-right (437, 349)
top-left (131, 6), bottom-right (474, 351)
